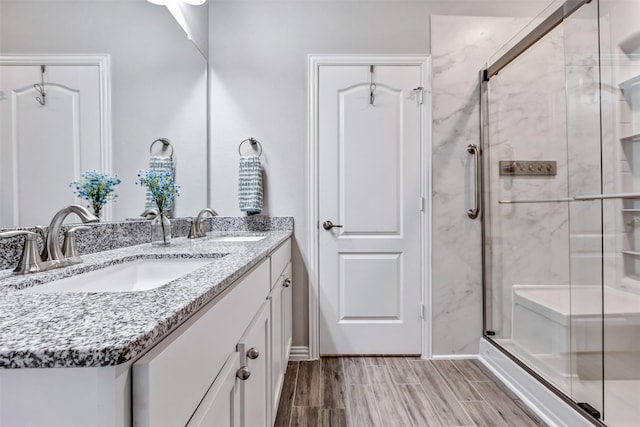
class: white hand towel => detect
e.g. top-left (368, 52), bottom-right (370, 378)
top-left (238, 156), bottom-right (263, 215)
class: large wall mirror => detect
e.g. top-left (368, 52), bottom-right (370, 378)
top-left (0, 0), bottom-right (208, 227)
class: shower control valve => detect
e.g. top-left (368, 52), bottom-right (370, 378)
top-left (499, 160), bottom-right (557, 177)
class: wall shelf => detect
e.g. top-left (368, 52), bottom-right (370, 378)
top-left (621, 209), bottom-right (640, 213)
top-left (622, 251), bottom-right (640, 257)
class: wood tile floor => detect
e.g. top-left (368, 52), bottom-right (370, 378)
top-left (274, 357), bottom-right (548, 427)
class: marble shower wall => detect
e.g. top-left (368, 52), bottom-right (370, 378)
top-left (430, 16), bottom-right (529, 355)
top-left (431, 11), bottom-right (606, 353)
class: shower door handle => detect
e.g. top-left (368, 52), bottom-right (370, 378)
top-left (467, 144), bottom-right (481, 219)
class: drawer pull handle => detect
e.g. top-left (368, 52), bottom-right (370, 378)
top-left (236, 366), bottom-right (251, 380)
top-left (247, 347), bottom-right (260, 360)
top-left (283, 278), bottom-right (292, 288)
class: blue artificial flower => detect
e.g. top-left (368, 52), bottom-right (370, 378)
top-left (136, 169), bottom-right (180, 213)
top-left (70, 170), bottom-right (122, 217)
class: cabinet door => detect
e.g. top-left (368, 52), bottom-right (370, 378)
top-left (270, 239), bottom-right (291, 286)
top-left (132, 260), bottom-right (270, 427)
top-left (238, 301), bottom-right (270, 427)
top-left (282, 263), bottom-right (293, 362)
top-left (269, 277), bottom-right (285, 421)
top-left (187, 353), bottom-right (241, 427)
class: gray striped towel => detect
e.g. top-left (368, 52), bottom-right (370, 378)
top-left (146, 156), bottom-right (175, 216)
top-left (238, 156), bottom-right (263, 215)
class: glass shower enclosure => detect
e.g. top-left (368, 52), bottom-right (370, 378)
top-left (479, 0), bottom-right (640, 425)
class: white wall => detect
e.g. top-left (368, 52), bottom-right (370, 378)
top-left (0, 0), bottom-right (207, 221)
top-left (209, 0), bottom-right (553, 353)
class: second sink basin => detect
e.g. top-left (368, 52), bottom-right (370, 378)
top-left (19, 258), bottom-right (217, 294)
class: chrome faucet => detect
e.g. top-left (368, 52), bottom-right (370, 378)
top-left (46, 205), bottom-right (99, 267)
top-left (188, 208), bottom-right (218, 239)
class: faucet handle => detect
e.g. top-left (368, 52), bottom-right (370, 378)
top-left (34, 226), bottom-right (49, 261)
top-left (62, 225), bottom-right (91, 263)
top-left (188, 218), bottom-right (200, 239)
top-left (139, 208), bottom-right (158, 220)
top-left (0, 230), bottom-right (45, 274)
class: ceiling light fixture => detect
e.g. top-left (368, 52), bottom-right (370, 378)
top-left (146, 0), bottom-right (207, 40)
top-left (146, 0), bottom-right (207, 5)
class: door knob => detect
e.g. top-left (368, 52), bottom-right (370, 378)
top-left (283, 278), bottom-right (292, 288)
top-left (236, 366), bottom-right (251, 380)
top-left (247, 347), bottom-right (260, 360)
top-left (323, 220), bottom-right (343, 230)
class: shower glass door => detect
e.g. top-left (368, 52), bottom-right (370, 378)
top-left (598, 1), bottom-right (640, 426)
top-left (564, 0), bottom-right (604, 416)
top-left (483, 0), bottom-right (605, 419)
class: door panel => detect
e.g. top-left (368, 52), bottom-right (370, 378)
top-left (14, 83), bottom-right (80, 226)
top-left (319, 65), bottom-right (423, 355)
top-left (0, 64), bottom-right (103, 226)
top-left (340, 85), bottom-right (402, 234)
top-left (339, 253), bottom-right (402, 320)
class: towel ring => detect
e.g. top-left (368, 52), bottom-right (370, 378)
top-left (238, 137), bottom-right (263, 157)
top-left (150, 138), bottom-right (174, 158)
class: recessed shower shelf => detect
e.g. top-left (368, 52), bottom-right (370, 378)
top-left (621, 209), bottom-right (640, 213)
top-left (622, 251), bottom-right (640, 257)
top-left (621, 133), bottom-right (640, 143)
top-left (619, 74), bottom-right (640, 94)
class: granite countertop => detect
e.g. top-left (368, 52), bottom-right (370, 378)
top-left (0, 231), bottom-right (291, 369)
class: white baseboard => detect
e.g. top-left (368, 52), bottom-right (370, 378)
top-left (430, 353), bottom-right (478, 360)
top-left (288, 346), bottom-right (311, 361)
top-left (289, 349), bottom-right (476, 361)
top-left (478, 339), bottom-right (596, 427)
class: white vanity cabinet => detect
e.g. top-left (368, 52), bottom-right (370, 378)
top-left (0, 237), bottom-right (292, 427)
top-left (133, 237), bottom-right (291, 427)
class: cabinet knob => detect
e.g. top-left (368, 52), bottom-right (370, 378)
top-left (236, 366), bottom-right (251, 380)
top-left (283, 278), bottom-right (292, 288)
top-left (247, 347), bottom-right (260, 360)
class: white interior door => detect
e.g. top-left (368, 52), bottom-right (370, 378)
top-left (0, 63), bottom-right (104, 226)
top-left (318, 64), bottom-right (424, 355)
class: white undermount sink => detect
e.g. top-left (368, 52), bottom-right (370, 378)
top-left (208, 235), bottom-right (266, 242)
top-left (19, 258), bottom-right (215, 294)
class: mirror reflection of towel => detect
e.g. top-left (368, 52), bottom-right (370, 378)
top-left (238, 156), bottom-right (263, 215)
top-left (146, 156), bottom-right (175, 216)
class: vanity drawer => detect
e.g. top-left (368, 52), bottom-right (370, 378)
top-left (270, 238), bottom-right (291, 286)
top-left (132, 259), bottom-right (270, 427)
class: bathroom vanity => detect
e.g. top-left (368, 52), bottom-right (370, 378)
top-left (0, 230), bottom-right (292, 427)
